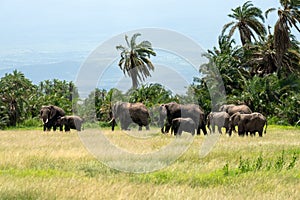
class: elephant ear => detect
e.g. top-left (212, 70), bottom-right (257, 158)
top-left (112, 102), bottom-right (123, 118)
top-left (159, 104), bottom-right (167, 115)
top-left (219, 105), bottom-right (224, 112)
top-left (234, 113), bottom-right (241, 123)
top-left (49, 106), bottom-right (57, 119)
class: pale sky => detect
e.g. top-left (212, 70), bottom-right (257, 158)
top-left (0, 0), bottom-right (284, 53)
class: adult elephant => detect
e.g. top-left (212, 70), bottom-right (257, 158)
top-left (228, 112), bottom-right (267, 137)
top-left (159, 102), bottom-right (207, 135)
top-left (57, 115), bottom-right (83, 131)
top-left (110, 102), bottom-right (150, 131)
top-left (219, 104), bottom-right (252, 116)
top-left (207, 111), bottom-right (230, 134)
top-left (40, 105), bottom-right (65, 131)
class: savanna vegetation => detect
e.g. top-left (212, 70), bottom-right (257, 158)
top-left (0, 127), bottom-right (299, 199)
top-left (0, 0), bottom-right (300, 199)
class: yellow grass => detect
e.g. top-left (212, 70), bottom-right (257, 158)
top-left (0, 126), bottom-right (299, 199)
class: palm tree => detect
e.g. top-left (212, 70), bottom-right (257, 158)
top-left (222, 1), bottom-right (266, 46)
top-left (265, 0), bottom-right (300, 73)
top-left (247, 34), bottom-right (277, 76)
top-left (116, 33), bottom-right (156, 89)
top-left (205, 34), bottom-right (249, 95)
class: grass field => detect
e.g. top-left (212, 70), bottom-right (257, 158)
top-left (0, 125), bottom-right (299, 199)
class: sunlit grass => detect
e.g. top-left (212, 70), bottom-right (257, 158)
top-left (0, 125), bottom-right (299, 199)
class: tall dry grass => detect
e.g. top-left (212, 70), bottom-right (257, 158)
top-left (0, 126), bottom-right (299, 199)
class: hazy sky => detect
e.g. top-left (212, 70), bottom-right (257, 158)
top-left (0, 0), bottom-right (284, 53)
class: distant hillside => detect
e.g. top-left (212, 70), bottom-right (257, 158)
top-left (0, 61), bottom-right (81, 84)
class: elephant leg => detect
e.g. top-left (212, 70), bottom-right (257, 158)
top-left (192, 129), bottom-right (195, 136)
top-left (53, 125), bottom-right (57, 132)
top-left (208, 125), bottom-right (211, 133)
top-left (121, 123), bottom-right (130, 130)
top-left (165, 124), bottom-right (171, 133)
top-left (212, 125), bottom-right (215, 134)
top-left (197, 127), bottom-right (201, 135)
top-left (173, 126), bottom-right (178, 135)
top-left (176, 130), bottom-right (182, 137)
top-left (146, 125), bottom-right (150, 130)
top-left (218, 126), bottom-right (222, 134)
top-left (238, 131), bottom-right (244, 136)
top-left (233, 126), bottom-right (237, 133)
top-left (225, 127), bottom-right (229, 134)
top-left (179, 130), bottom-right (183, 136)
top-left (201, 125), bottom-right (207, 135)
top-left (65, 126), bottom-right (70, 132)
top-left (258, 131), bottom-right (263, 137)
top-left (138, 126), bottom-right (142, 131)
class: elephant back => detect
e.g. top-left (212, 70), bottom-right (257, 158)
top-left (129, 103), bottom-right (150, 125)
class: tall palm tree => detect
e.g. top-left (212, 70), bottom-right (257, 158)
top-left (222, 1), bottom-right (266, 46)
top-left (265, 0), bottom-right (300, 73)
top-left (116, 33), bottom-right (156, 89)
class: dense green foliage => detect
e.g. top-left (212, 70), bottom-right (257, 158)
top-left (0, 0), bottom-right (299, 128)
top-left (0, 70), bottom-right (78, 129)
top-left (190, 0), bottom-right (300, 124)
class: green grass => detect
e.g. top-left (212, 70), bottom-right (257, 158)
top-left (0, 125), bottom-right (299, 199)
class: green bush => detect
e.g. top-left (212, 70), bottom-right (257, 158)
top-left (19, 118), bottom-right (42, 128)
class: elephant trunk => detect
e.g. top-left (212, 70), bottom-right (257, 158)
top-left (109, 118), bottom-right (116, 131)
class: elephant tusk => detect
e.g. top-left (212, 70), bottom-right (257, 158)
top-left (108, 118), bottom-right (115, 124)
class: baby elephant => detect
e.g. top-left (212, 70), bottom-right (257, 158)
top-left (57, 115), bottom-right (84, 132)
top-left (206, 111), bottom-right (230, 134)
top-left (171, 117), bottom-right (196, 136)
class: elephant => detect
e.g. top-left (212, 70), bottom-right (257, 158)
top-left (56, 115), bottom-right (84, 131)
top-left (228, 112), bottom-right (267, 137)
top-left (159, 102), bottom-right (207, 135)
top-left (171, 117), bottom-right (196, 136)
top-left (40, 105), bottom-right (65, 131)
top-left (219, 104), bottom-right (252, 116)
top-left (110, 102), bottom-right (150, 131)
top-left (206, 111), bottom-right (230, 134)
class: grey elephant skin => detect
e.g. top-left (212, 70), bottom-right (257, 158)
top-left (159, 102), bottom-right (207, 135)
top-left (207, 111), bottom-right (230, 134)
top-left (228, 112), bottom-right (268, 137)
top-left (219, 104), bottom-right (252, 116)
top-left (40, 105), bottom-right (65, 131)
top-left (57, 115), bottom-right (83, 131)
top-left (171, 117), bottom-right (196, 136)
top-left (110, 102), bottom-right (150, 131)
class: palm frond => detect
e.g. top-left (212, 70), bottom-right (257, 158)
top-left (130, 33), bottom-right (141, 49)
top-left (116, 33), bottom-right (156, 88)
top-left (265, 8), bottom-right (276, 19)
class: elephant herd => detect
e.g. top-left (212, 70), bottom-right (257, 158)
top-left (208, 104), bottom-right (267, 137)
top-left (110, 102), bottom-right (267, 137)
top-left (39, 102), bottom-right (267, 137)
top-left (39, 105), bottom-right (83, 132)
